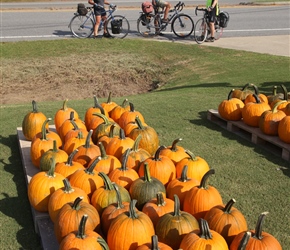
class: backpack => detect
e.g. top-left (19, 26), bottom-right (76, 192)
top-left (218, 12), bottom-right (229, 28)
top-left (141, 1), bottom-right (154, 14)
top-left (77, 3), bottom-right (88, 16)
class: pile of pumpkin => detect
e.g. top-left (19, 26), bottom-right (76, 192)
top-left (21, 93), bottom-right (283, 250)
top-left (218, 83), bottom-right (290, 144)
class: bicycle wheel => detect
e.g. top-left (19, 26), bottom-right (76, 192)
top-left (106, 15), bottom-right (130, 39)
top-left (137, 13), bottom-right (160, 37)
top-left (214, 25), bottom-right (223, 40)
top-left (69, 14), bottom-right (94, 38)
top-left (194, 18), bottom-right (208, 44)
top-left (171, 14), bottom-right (194, 38)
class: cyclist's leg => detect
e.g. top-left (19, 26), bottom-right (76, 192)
top-left (208, 8), bottom-right (217, 41)
top-left (93, 7), bottom-right (103, 37)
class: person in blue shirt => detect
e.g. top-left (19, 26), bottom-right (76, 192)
top-left (206, 0), bottom-right (219, 42)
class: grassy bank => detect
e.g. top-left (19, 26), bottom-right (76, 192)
top-left (0, 39), bottom-right (289, 249)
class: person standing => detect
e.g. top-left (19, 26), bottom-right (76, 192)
top-left (206, 0), bottom-right (219, 42)
top-left (88, 0), bottom-right (114, 38)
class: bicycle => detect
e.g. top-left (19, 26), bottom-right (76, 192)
top-left (68, 4), bottom-right (130, 39)
top-left (137, 1), bottom-right (194, 38)
top-left (194, 6), bottom-right (229, 44)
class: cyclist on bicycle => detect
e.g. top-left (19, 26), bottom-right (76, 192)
top-left (206, 0), bottom-right (219, 42)
top-left (88, 0), bottom-right (115, 38)
top-left (152, 0), bottom-right (171, 23)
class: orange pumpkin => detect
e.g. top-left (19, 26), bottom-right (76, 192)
top-left (72, 130), bottom-right (101, 168)
top-left (204, 198), bottom-right (248, 246)
top-left (267, 85), bottom-right (283, 106)
top-left (259, 100), bottom-right (286, 136)
top-left (218, 89), bottom-right (245, 121)
top-left (28, 158), bottom-right (65, 212)
top-left (100, 183), bottom-right (130, 236)
top-left (142, 192), bottom-right (174, 228)
top-left (100, 91), bottom-right (118, 115)
top-left (183, 169), bottom-right (223, 220)
top-left (242, 94), bottom-right (271, 127)
top-left (175, 150), bottom-right (210, 183)
top-left (62, 130), bottom-right (88, 155)
top-left (278, 115), bottom-right (290, 143)
top-left (55, 149), bottom-right (85, 179)
top-left (166, 165), bottom-right (199, 209)
top-left (107, 199), bottom-right (155, 250)
top-left (59, 215), bottom-right (108, 250)
top-left (244, 84), bottom-right (268, 104)
top-left (97, 123), bottom-right (118, 149)
top-left (48, 178), bottom-right (90, 223)
top-left (179, 218), bottom-right (229, 250)
top-left (136, 235), bottom-right (173, 250)
top-left (63, 119), bottom-right (89, 144)
top-left (68, 157), bottom-right (104, 198)
top-left (159, 138), bottom-right (188, 165)
top-left (230, 212), bottom-right (282, 250)
top-left (155, 194), bottom-right (199, 249)
top-left (118, 102), bottom-right (145, 130)
top-left (108, 148), bottom-right (139, 190)
top-left (22, 100), bottom-right (48, 141)
top-left (285, 103), bottom-right (290, 116)
top-left (54, 196), bottom-right (100, 243)
top-left (270, 84), bottom-right (290, 112)
top-left (54, 99), bottom-right (79, 134)
top-left (231, 83), bottom-right (253, 101)
top-left (138, 146), bottom-right (176, 186)
top-left (110, 98), bottom-right (130, 123)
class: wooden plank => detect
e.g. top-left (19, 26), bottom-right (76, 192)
top-left (207, 109), bottom-right (290, 162)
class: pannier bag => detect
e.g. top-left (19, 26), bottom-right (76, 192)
top-left (141, 1), bottom-right (154, 14)
top-left (111, 19), bottom-right (123, 34)
top-left (77, 3), bottom-right (88, 16)
top-left (218, 12), bottom-right (229, 28)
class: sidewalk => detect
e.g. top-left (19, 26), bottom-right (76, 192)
top-left (202, 35), bottom-right (290, 57)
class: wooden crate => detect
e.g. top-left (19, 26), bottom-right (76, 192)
top-left (17, 127), bottom-right (59, 250)
top-left (207, 109), bottom-right (290, 162)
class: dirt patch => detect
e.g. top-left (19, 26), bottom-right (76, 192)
top-left (1, 53), bottom-right (165, 105)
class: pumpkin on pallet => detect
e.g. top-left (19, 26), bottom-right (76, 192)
top-left (231, 83), bottom-right (253, 101)
top-left (22, 100), bottom-right (48, 141)
top-left (136, 235), bottom-right (173, 250)
top-left (278, 115), bottom-right (290, 143)
top-left (244, 84), bottom-right (268, 105)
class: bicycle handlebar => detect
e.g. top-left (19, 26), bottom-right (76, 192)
top-left (174, 1), bottom-right (185, 12)
top-left (195, 6), bottom-right (208, 16)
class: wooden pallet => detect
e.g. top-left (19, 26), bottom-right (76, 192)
top-left (207, 109), bottom-right (290, 162)
top-left (17, 127), bottom-right (59, 250)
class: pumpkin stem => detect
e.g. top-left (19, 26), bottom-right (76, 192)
top-left (85, 156), bottom-right (101, 175)
top-left (251, 84), bottom-right (260, 95)
top-left (170, 138), bottom-right (182, 152)
top-left (112, 183), bottom-right (124, 209)
top-left (51, 140), bottom-right (58, 152)
top-left (31, 100), bottom-right (38, 113)
top-left (70, 120), bottom-right (80, 131)
top-left (62, 178), bottom-right (74, 193)
top-left (128, 199), bottom-right (139, 219)
top-left (143, 162), bottom-right (152, 183)
top-left (280, 84), bottom-right (288, 101)
top-left (72, 196), bottom-right (84, 210)
top-left (199, 169), bottom-right (215, 189)
top-left (173, 194), bottom-right (181, 216)
top-left (252, 93), bottom-right (261, 103)
top-left (62, 99), bottom-right (69, 111)
top-left (272, 100), bottom-right (286, 113)
top-left (241, 83), bottom-right (250, 91)
top-left (108, 123), bottom-right (117, 138)
top-left (253, 211), bottom-right (269, 240)
top-left (238, 231), bottom-right (251, 250)
top-left (84, 130), bottom-right (93, 149)
top-left (93, 95), bottom-right (99, 108)
top-left (76, 214), bottom-right (88, 239)
top-left (156, 192), bottom-right (165, 207)
top-left (129, 102), bottom-right (135, 112)
top-left (66, 149), bottom-right (78, 166)
top-left (98, 142), bottom-right (109, 159)
top-left (199, 219), bottom-right (213, 240)
top-left (132, 134), bottom-right (142, 152)
top-left (97, 237), bottom-right (110, 250)
top-left (119, 128), bottom-right (126, 140)
top-left (41, 118), bottom-right (51, 140)
top-left (154, 146), bottom-right (166, 161)
top-left (135, 116), bottom-right (145, 130)
top-left (98, 172), bottom-right (114, 190)
top-left (180, 165), bottom-right (189, 182)
top-left (121, 148), bottom-right (130, 171)
top-left (121, 98), bottom-right (129, 108)
top-left (185, 149), bottom-right (197, 161)
top-left (46, 158), bottom-right (56, 177)
top-left (228, 89), bottom-right (235, 100)
top-left (151, 235), bottom-right (159, 250)
top-left (223, 198), bottom-right (236, 213)
top-left (106, 91), bottom-right (113, 103)
top-left (93, 112), bottom-right (111, 125)
top-left (69, 111), bottom-right (75, 121)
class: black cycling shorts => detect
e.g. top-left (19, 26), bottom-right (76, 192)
top-left (208, 7), bottom-right (217, 23)
top-left (94, 6), bottom-right (106, 16)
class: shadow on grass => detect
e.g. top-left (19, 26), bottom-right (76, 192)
top-left (156, 82), bottom-right (232, 92)
top-left (0, 134), bottom-right (42, 250)
top-left (189, 111), bottom-right (290, 177)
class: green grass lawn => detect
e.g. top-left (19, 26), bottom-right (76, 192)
top-left (0, 39), bottom-right (289, 249)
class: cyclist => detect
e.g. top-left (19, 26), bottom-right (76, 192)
top-left (152, 0), bottom-right (171, 23)
top-left (206, 0), bottom-right (219, 42)
top-left (88, 0), bottom-right (115, 38)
